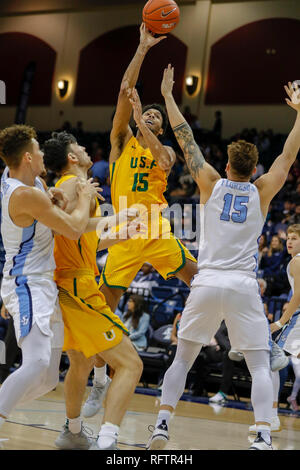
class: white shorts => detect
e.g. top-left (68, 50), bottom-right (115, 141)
top-left (178, 270), bottom-right (271, 351)
top-left (277, 311), bottom-right (300, 357)
top-left (1, 274), bottom-right (64, 348)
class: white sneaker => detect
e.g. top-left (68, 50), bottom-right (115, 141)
top-left (146, 421), bottom-right (169, 450)
top-left (82, 377), bottom-right (111, 418)
top-left (248, 416), bottom-right (281, 434)
top-left (270, 341), bottom-right (289, 372)
top-left (89, 437), bottom-right (118, 450)
top-left (249, 432), bottom-right (273, 450)
top-left (228, 349), bottom-right (244, 362)
top-left (209, 392), bottom-right (227, 404)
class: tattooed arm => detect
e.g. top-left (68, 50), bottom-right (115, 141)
top-left (161, 65), bottom-right (220, 197)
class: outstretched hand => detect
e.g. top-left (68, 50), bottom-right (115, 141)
top-left (161, 63), bottom-right (175, 98)
top-left (285, 81), bottom-right (300, 112)
top-left (139, 23), bottom-right (167, 50)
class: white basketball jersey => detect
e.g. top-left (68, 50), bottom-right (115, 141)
top-left (197, 178), bottom-right (265, 273)
top-left (0, 168), bottom-right (55, 279)
top-left (287, 253), bottom-right (300, 294)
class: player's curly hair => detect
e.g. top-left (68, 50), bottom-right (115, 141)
top-left (142, 103), bottom-right (168, 136)
top-left (43, 131), bottom-right (77, 174)
top-left (0, 124), bottom-right (37, 168)
top-left (227, 140), bottom-right (259, 179)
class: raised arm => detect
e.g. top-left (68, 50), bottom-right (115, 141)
top-left (161, 65), bottom-right (220, 200)
top-left (129, 88), bottom-right (176, 172)
top-left (110, 24), bottom-right (166, 163)
top-left (255, 82), bottom-right (300, 216)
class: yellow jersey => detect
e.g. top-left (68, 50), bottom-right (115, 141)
top-left (54, 174), bottom-right (99, 280)
top-left (110, 136), bottom-right (168, 213)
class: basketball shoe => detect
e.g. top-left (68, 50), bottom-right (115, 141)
top-left (89, 436), bottom-right (118, 450)
top-left (82, 377), bottom-right (112, 418)
top-left (249, 432), bottom-right (273, 450)
top-left (55, 424), bottom-right (94, 450)
top-left (209, 391), bottom-right (227, 404)
top-left (146, 420), bottom-right (169, 450)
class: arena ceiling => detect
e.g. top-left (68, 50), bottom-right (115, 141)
top-left (0, 0), bottom-right (277, 16)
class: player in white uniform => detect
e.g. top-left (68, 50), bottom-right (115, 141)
top-left (142, 69), bottom-right (300, 450)
top-left (271, 225), bottom-right (300, 355)
top-left (267, 224), bottom-right (300, 420)
top-left (0, 124), bottom-right (100, 434)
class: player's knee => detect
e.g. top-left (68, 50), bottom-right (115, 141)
top-left (33, 354), bottom-right (51, 374)
top-left (114, 347), bottom-right (143, 381)
top-left (127, 351), bottom-right (143, 382)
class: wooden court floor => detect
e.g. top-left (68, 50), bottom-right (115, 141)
top-left (0, 382), bottom-right (299, 451)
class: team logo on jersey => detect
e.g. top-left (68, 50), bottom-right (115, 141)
top-left (103, 329), bottom-right (116, 341)
top-left (161, 8), bottom-right (176, 17)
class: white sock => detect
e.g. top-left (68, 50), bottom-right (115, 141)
top-left (257, 424), bottom-right (271, 444)
top-left (0, 417), bottom-right (5, 430)
top-left (272, 406), bottom-right (278, 418)
top-left (97, 422), bottom-right (119, 449)
top-left (66, 416), bottom-right (82, 434)
top-left (93, 366), bottom-right (107, 386)
top-left (156, 410), bottom-right (171, 428)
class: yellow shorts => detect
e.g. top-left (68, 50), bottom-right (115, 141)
top-left (99, 234), bottom-right (196, 291)
top-left (56, 269), bottom-right (128, 358)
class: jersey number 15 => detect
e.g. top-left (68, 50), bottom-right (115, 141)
top-left (220, 193), bottom-right (249, 223)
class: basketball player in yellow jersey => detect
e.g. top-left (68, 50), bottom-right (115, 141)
top-left (81, 24), bottom-right (198, 417)
top-left (43, 131), bottom-right (144, 450)
top-left (99, 23), bottom-right (198, 311)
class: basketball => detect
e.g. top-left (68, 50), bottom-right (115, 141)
top-left (143, 0), bottom-right (180, 35)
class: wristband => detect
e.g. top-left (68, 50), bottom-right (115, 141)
top-left (275, 320), bottom-right (283, 329)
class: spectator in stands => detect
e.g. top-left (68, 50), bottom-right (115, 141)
top-left (90, 148), bottom-right (109, 184)
top-left (61, 121), bottom-right (72, 133)
top-left (281, 200), bottom-right (294, 225)
top-left (260, 234), bottom-right (285, 277)
top-left (127, 263), bottom-right (158, 297)
top-left (260, 234), bottom-right (290, 296)
top-left (182, 106), bottom-right (201, 130)
top-left (258, 234), bottom-right (268, 265)
top-left (120, 295), bottom-right (150, 351)
top-left (73, 121), bottom-right (84, 140)
top-left (289, 203), bottom-right (300, 225)
top-left (213, 111), bottom-right (222, 138)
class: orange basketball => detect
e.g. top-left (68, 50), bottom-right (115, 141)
top-left (143, 0), bottom-right (180, 35)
